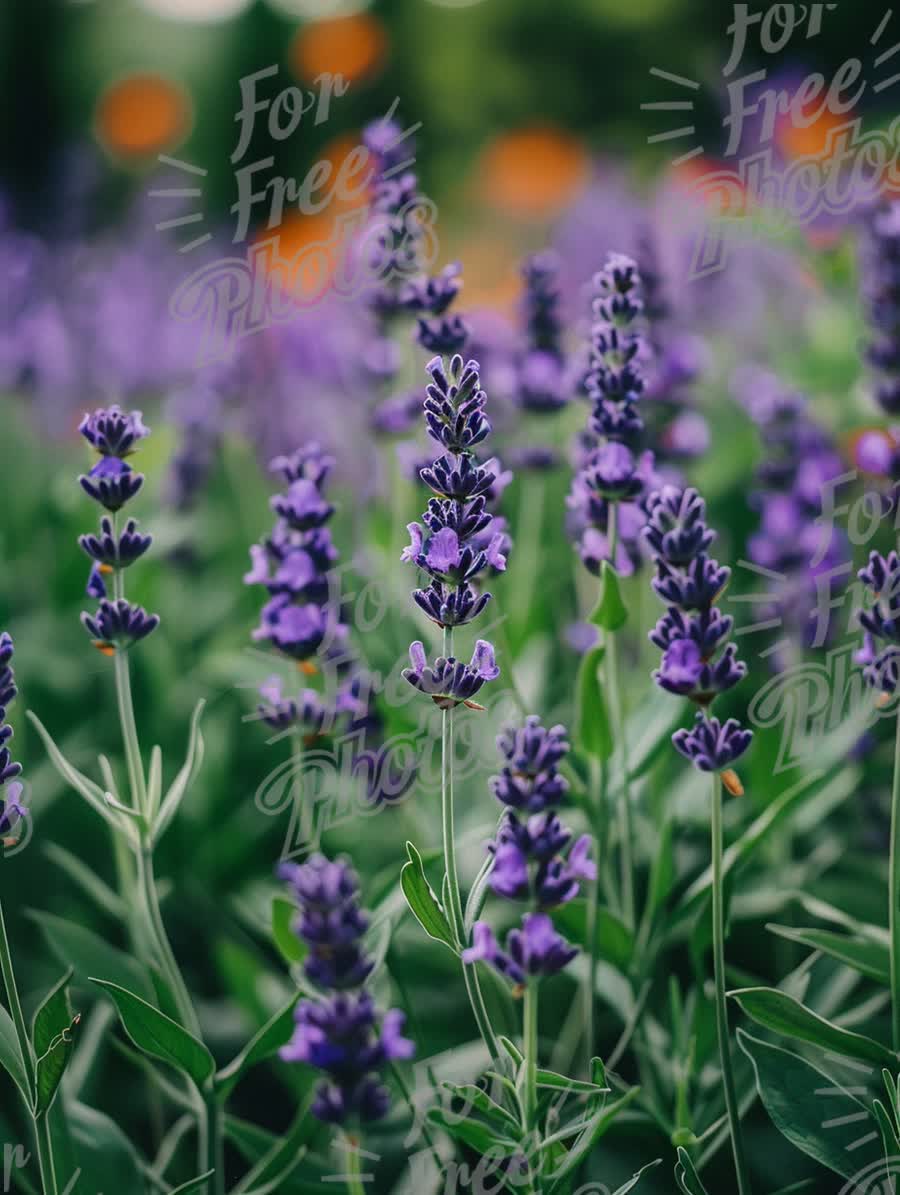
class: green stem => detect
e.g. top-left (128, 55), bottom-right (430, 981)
top-left (0, 894), bottom-right (58, 1195)
top-left (205, 1092), bottom-right (225, 1195)
top-left (711, 771), bottom-right (752, 1195)
top-left (605, 504), bottom-right (635, 930)
top-left (522, 980), bottom-right (539, 1133)
top-left (137, 847), bottom-right (199, 1037)
top-left (584, 757), bottom-right (603, 1065)
top-left (891, 709), bottom-right (900, 1052)
top-left (441, 626), bottom-right (502, 1067)
top-left (34, 1116), bottom-right (58, 1195)
top-left (343, 1135), bottom-right (366, 1195)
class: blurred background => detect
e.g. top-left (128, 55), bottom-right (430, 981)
top-left (2, 1), bottom-right (900, 1192)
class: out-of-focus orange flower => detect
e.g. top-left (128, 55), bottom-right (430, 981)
top-left (451, 234), bottom-right (520, 315)
top-left (478, 126), bottom-right (589, 220)
top-left (777, 102), bottom-right (852, 161)
top-left (290, 14), bottom-right (388, 85)
top-left (254, 211), bottom-right (337, 303)
top-left (317, 133), bottom-right (373, 212)
top-left (94, 73), bottom-right (192, 160)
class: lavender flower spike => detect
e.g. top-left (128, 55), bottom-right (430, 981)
top-left (402, 640), bottom-right (500, 709)
top-left (0, 633), bottom-right (27, 839)
top-left (463, 913), bottom-right (578, 986)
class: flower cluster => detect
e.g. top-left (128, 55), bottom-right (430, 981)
top-left (861, 202), bottom-right (900, 415)
top-left (857, 551), bottom-right (900, 695)
top-left (644, 487), bottom-right (752, 784)
top-left (246, 443), bottom-right (345, 667)
top-left (0, 634), bottom-right (26, 839)
top-left (463, 717), bottom-right (590, 986)
top-left (568, 253), bottom-right (657, 576)
top-left (402, 352), bottom-right (507, 703)
top-left (279, 854), bottom-right (414, 1124)
top-left (363, 118), bottom-right (468, 357)
top-left (734, 367), bottom-right (848, 666)
top-left (78, 405), bottom-right (159, 653)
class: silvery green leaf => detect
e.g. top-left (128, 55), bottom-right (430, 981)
top-left (27, 712), bottom-right (119, 831)
top-left (153, 699), bottom-right (206, 844)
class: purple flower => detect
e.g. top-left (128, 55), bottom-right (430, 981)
top-left (672, 713), bottom-right (753, 772)
top-left (86, 564), bottom-right (107, 599)
top-left (416, 315), bottom-right (470, 355)
top-left (423, 354), bottom-right (491, 454)
top-left (463, 913), bottom-right (578, 985)
top-left (252, 598), bottom-right (332, 661)
top-left (79, 456), bottom-right (144, 512)
top-left (272, 478), bottom-right (335, 532)
top-left (518, 350), bottom-right (568, 414)
top-left (861, 201), bottom-right (900, 415)
top-left (402, 640), bottom-right (499, 709)
top-left (521, 251), bottom-right (563, 358)
top-left (278, 852), bottom-right (414, 1123)
top-left (419, 453), bottom-right (496, 502)
top-left (490, 716), bottom-right (570, 812)
top-left (859, 550), bottom-right (900, 643)
top-left (79, 516), bottom-right (152, 570)
top-left (81, 599), bottom-right (159, 652)
top-left (79, 405), bottom-right (149, 457)
top-left (489, 813), bottom-right (594, 907)
top-left (403, 263), bottom-right (462, 316)
top-left (270, 442), bottom-right (335, 487)
top-left (580, 442), bottom-right (651, 502)
top-left (644, 486), bottom-right (715, 564)
top-left (655, 639), bottom-right (746, 704)
top-left (0, 635), bottom-right (25, 815)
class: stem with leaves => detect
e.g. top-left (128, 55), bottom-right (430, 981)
top-left (891, 709), bottom-right (900, 1052)
top-left (0, 894), bottom-right (58, 1195)
top-left (710, 771), bottom-right (752, 1195)
top-left (441, 626), bottom-right (502, 1068)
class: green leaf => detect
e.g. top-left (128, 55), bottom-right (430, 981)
top-left (674, 1146), bottom-right (710, 1195)
top-left (91, 979), bottom-right (214, 1089)
top-left (67, 1098), bottom-right (146, 1192)
top-left (34, 1013), bottom-right (80, 1116)
top-left (535, 1067), bottom-right (609, 1097)
top-left (29, 909), bottom-right (155, 1004)
top-left (440, 1082), bottom-right (520, 1132)
top-left (730, 986), bottom-right (897, 1069)
top-left (32, 968), bottom-right (73, 1059)
top-left (611, 1160), bottom-right (661, 1194)
top-left (271, 897), bottom-right (306, 965)
top-left (737, 1028), bottom-right (881, 1180)
top-left (168, 1171), bottom-right (215, 1194)
top-left (400, 842), bottom-right (456, 952)
top-left (43, 843), bottom-right (126, 921)
top-left (27, 712), bottom-right (120, 831)
top-left (766, 924), bottom-right (890, 985)
top-left (590, 560), bottom-right (628, 631)
top-left (498, 1034), bottom-right (523, 1067)
top-left (575, 644), bottom-right (613, 762)
top-left (0, 1004), bottom-right (31, 1105)
top-left (426, 1106), bottom-right (518, 1154)
top-left (215, 993), bottom-right (298, 1097)
top-left (32, 967), bottom-right (78, 1116)
top-left (147, 745), bottom-right (163, 822)
top-left (464, 846), bottom-right (496, 935)
top-left (548, 1086), bottom-right (640, 1191)
top-left (154, 698), bottom-right (206, 844)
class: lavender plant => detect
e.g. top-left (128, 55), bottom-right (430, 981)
top-left (0, 633), bottom-right (66, 1195)
top-left (278, 852), bottom-right (414, 1188)
top-left (400, 351), bottom-right (508, 1063)
top-left (644, 485), bottom-right (753, 1195)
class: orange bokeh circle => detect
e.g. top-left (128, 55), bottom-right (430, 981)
top-left (289, 14), bottom-right (388, 85)
top-left (95, 72), bottom-right (192, 160)
top-left (479, 126), bottom-right (589, 219)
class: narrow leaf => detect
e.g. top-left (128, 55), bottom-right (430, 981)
top-left (30, 910), bottom-right (155, 1004)
top-left (0, 1004), bottom-right (31, 1105)
top-left (674, 1146), bottom-right (709, 1195)
top-left (426, 1106), bottom-right (517, 1154)
top-left (215, 993), bottom-right (298, 1096)
top-left (27, 712), bottom-right (117, 829)
top-left (154, 699), bottom-right (206, 844)
top-left (730, 986), bottom-right (897, 1069)
top-left (43, 843), bottom-right (126, 921)
top-left (440, 1081), bottom-right (520, 1131)
top-left (548, 1086), bottom-right (640, 1191)
top-left (91, 978), bottom-right (214, 1088)
top-left (738, 1028), bottom-right (881, 1180)
top-left (766, 924), bottom-right (889, 985)
top-left (400, 842), bottom-right (456, 952)
top-left (271, 897), bottom-right (306, 966)
top-left (535, 1068), bottom-right (609, 1097)
top-left (34, 1013), bottom-right (80, 1116)
top-left (575, 645), bottom-right (613, 762)
top-left (32, 968), bottom-right (73, 1058)
top-left (611, 1160), bottom-right (661, 1194)
top-left (590, 560), bottom-right (628, 631)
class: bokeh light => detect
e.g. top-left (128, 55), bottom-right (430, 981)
top-left (266, 0), bottom-right (370, 17)
top-left (478, 126), bottom-right (590, 220)
top-left (94, 72), bottom-right (192, 161)
top-left (136, 0), bottom-right (253, 21)
top-left (289, 13), bottom-right (388, 85)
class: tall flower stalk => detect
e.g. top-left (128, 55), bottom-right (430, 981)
top-left (401, 352), bottom-right (508, 1063)
top-left (856, 550), bottom-right (900, 1048)
top-left (0, 634), bottom-right (57, 1195)
top-left (644, 485), bottom-right (753, 1195)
